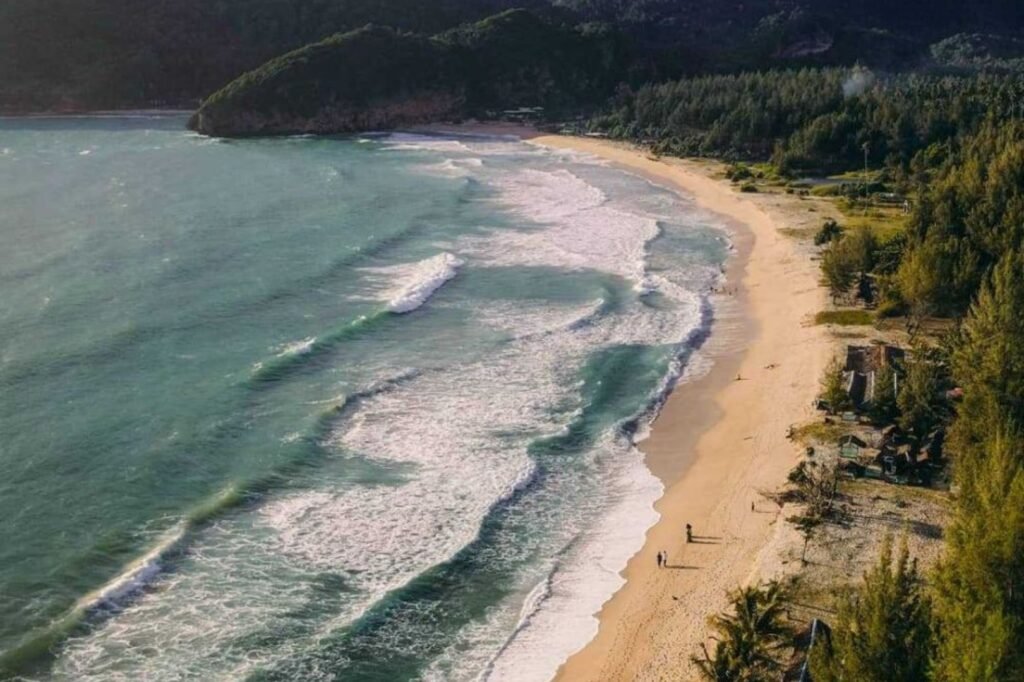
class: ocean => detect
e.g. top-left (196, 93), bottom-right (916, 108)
top-left (0, 115), bottom-right (728, 681)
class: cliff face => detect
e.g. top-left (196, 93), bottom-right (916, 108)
top-left (188, 10), bottom-right (626, 137)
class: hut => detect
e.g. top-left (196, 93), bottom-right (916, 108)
top-left (838, 434), bottom-right (868, 460)
top-left (842, 344), bottom-right (904, 411)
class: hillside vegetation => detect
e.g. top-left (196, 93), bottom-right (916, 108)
top-left (188, 10), bottom-right (627, 136)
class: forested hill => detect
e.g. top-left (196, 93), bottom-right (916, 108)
top-left (187, 10), bottom-right (628, 137)
top-left (0, 0), bottom-right (550, 112)
top-left (3, 0), bottom-right (1024, 113)
top-left (557, 0), bottom-right (1023, 65)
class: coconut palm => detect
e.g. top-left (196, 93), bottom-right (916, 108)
top-left (693, 581), bottom-right (793, 681)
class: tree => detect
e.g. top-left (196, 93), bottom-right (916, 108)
top-left (693, 581), bottom-right (793, 682)
top-left (897, 349), bottom-right (943, 437)
top-left (814, 218), bottom-right (844, 246)
top-left (822, 240), bottom-right (859, 304)
top-left (869, 361), bottom-right (899, 424)
top-left (949, 250), bottom-right (1024, 457)
top-left (821, 355), bottom-right (850, 415)
top-left (897, 238), bottom-right (946, 335)
top-left (932, 429), bottom-right (1024, 681)
top-left (810, 535), bottom-right (932, 682)
top-left (791, 514), bottom-right (821, 565)
top-left (845, 226), bottom-right (879, 275)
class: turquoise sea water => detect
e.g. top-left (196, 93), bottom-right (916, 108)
top-left (0, 116), bottom-right (728, 680)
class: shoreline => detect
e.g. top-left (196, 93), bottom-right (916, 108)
top-left (529, 135), bottom-right (831, 680)
top-left (419, 123), bottom-right (833, 680)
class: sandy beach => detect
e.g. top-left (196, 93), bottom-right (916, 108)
top-left (520, 135), bottom-right (833, 681)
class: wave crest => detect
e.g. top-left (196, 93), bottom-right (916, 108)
top-left (387, 252), bottom-right (464, 314)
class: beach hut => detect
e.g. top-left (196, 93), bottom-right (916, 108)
top-left (838, 434), bottom-right (867, 460)
top-left (842, 344), bottom-right (904, 411)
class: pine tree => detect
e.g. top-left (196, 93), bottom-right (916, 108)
top-left (897, 349), bottom-right (942, 437)
top-left (821, 355), bottom-right (850, 415)
top-left (810, 535), bottom-right (932, 682)
top-left (949, 250), bottom-right (1024, 457)
top-left (897, 238), bottom-right (946, 333)
top-left (869, 361), bottom-right (899, 424)
top-left (932, 430), bottom-right (1024, 681)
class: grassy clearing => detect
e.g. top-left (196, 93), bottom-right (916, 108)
top-left (793, 420), bottom-right (849, 445)
top-left (835, 202), bottom-right (908, 240)
top-left (815, 309), bottom-right (874, 326)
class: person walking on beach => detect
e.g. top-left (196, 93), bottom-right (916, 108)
top-left (685, 524), bottom-right (693, 543)
top-left (656, 551), bottom-right (664, 569)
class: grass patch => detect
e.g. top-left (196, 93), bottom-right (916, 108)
top-left (840, 478), bottom-right (952, 506)
top-left (815, 309), bottom-right (874, 326)
top-left (810, 184), bottom-right (841, 197)
top-left (779, 227), bottom-right (818, 240)
top-left (793, 420), bottom-right (849, 445)
top-left (829, 169), bottom-right (885, 183)
top-left (835, 202), bottom-right (908, 241)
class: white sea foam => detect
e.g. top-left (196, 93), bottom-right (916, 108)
top-left (73, 523), bottom-right (187, 614)
top-left (381, 133), bottom-right (475, 154)
top-left (419, 157), bottom-right (486, 177)
top-left (375, 252), bottom-right (465, 313)
top-left (460, 168), bottom-right (663, 294)
top-left (275, 336), bottom-right (316, 357)
top-left (482, 438), bottom-right (662, 682)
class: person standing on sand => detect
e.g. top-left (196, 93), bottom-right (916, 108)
top-left (656, 551), bottom-right (662, 569)
top-left (685, 524), bottom-right (692, 543)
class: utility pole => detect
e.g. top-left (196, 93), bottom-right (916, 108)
top-left (862, 141), bottom-right (870, 215)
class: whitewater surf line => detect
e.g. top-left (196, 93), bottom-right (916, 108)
top-left (386, 252), bottom-right (464, 313)
top-left (244, 338), bottom-right (691, 681)
top-left (0, 485), bottom-right (240, 678)
top-left (250, 253), bottom-right (464, 385)
top-left (0, 367), bottom-right (426, 679)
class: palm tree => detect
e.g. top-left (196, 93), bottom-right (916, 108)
top-left (693, 581), bottom-right (793, 681)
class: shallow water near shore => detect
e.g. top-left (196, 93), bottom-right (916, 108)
top-left (0, 117), bottom-right (727, 680)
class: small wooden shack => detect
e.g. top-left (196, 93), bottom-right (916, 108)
top-left (842, 343), bottom-right (904, 410)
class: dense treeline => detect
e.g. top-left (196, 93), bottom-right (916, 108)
top-left (620, 61), bottom-right (1024, 681)
top-left (897, 120), bottom-right (1024, 317)
top-left (592, 69), bottom-right (1024, 173)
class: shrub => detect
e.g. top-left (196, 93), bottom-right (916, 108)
top-left (814, 218), bottom-right (844, 245)
top-left (815, 309), bottom-right (874, 326)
